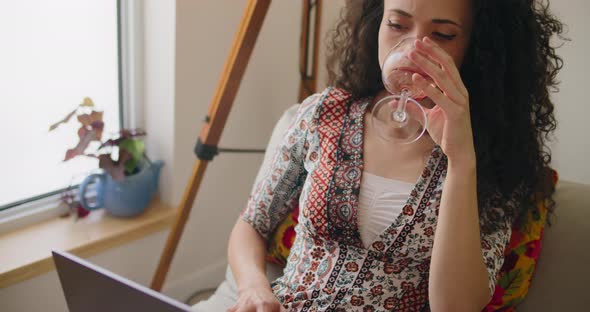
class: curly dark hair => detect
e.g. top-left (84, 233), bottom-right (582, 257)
top-left (326, 0), bottom-right (565, 232)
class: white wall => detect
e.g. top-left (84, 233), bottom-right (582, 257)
top-left (548, 0), bottom-right (590, 184)
top-left (1, 1), bottom-right (587, 311)
top-left (143, 0), bottom-right (176, 208)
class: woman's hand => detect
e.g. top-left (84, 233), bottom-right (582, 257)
top-left (408, 37), bottom-right (476, 166)
top-left (227, 285), bottom-right (286, 312)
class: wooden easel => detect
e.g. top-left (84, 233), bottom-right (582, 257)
top-left (150, 0), bottom-right (322, 291)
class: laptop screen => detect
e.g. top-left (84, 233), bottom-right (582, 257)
top-left (52, 250), bottom-right (191, 312)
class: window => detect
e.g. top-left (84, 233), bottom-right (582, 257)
top-left (0, 1), bottom-right (122, 212)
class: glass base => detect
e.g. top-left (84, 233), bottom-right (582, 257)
top-left (370, 95), bottom-right (428, 144)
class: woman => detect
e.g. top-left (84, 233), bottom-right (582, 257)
top-left (227, 0), bottom-right (562, 310)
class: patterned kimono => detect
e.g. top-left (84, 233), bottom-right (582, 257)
top-left (242, 87), bottom-right (511, 311)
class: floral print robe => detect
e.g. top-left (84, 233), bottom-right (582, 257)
top-left (242, 87), bottom-right (511, 311)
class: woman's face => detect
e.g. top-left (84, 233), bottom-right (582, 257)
top-left (379, 0), bottom-right (473, 72)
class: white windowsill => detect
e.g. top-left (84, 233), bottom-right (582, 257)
top-left (0, 198), bottom-right (175, 289)
top-left (0, 194), bottom-right (69, 236)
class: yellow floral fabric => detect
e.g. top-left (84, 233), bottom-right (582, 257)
top-left (482, 170), bottom-right (557, 311)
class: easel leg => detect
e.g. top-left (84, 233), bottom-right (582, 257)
top-left (150, 0), bottom-right (272, 291)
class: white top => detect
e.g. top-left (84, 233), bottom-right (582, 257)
top-left (357, 171), bottom-right (415, 248)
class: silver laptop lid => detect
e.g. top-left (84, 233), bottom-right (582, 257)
top-left (52, 250), bottom-right (192, 312)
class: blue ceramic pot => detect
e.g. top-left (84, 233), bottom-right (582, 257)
top-left (78, 160), bottom-right (164, 217)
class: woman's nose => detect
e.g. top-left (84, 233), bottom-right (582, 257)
top-left (410, 28), bottom-right (430, 42)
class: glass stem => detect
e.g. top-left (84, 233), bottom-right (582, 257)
top-left (393, 89), bottom-right (410, 122)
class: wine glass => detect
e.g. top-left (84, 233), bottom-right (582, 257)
top-left (371, 37), bottom-right (429, 144)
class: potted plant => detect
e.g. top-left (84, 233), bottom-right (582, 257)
top-left (49, 98), bottom-right (163, 218)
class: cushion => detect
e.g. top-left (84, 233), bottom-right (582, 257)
top-left (265, 204), bottom-right (299, 266)
top-left (517, 180), bottom-right (590, 311)
top-left (483, 170), bottom-right (558, 311)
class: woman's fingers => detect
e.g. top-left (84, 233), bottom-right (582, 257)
top-left (408, 49), bottom-right (464, 105)
top-left (403, 99), bottom-right (428, 128)
top-left (416, 37), bottom-right (468, 97)
top-left (412, 73), bottom-right (465, 119)
top-left (228, 302), bottom-right (250, 312)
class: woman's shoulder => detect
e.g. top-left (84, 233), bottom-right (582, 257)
top-left (298, 87), bottom-right (356, 115)
top-left (292, 87), bottom-right (364, 134)
top-left (317, 86), bottom-right (355, 104)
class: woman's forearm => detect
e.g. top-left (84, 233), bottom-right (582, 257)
top-left (428, 160), bottom-right (490, 311)
top-left (228, 219), bottom-right (271, 292)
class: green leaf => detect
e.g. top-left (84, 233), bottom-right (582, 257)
top-left (498, 268), bottom-right (522, 290)
top-left (119, 139), bottom-right (145, 174)
top-left (513, 245), bottom-right (527, 255)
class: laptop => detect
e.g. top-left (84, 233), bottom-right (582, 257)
top-left (52, 250), bottom-right (193, 312)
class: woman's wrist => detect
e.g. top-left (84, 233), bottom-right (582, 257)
top-left (448, 158), bottom-right (476, 174)
top-left (447, 148), bottom-right (477, 173)
top-left (237, 273), bottom-right (272, 293)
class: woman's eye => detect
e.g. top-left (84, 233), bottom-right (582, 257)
top-left (387, 21), bottom-right (405, 31)
top-left (433, 32), bottom-right (457, 40)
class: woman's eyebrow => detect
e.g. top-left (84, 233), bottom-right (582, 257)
top-left (432, 19), bottom-right (463, 29)
top-left (388, 8), bottom-right (464, 29)
top-left (389, 9), bottom-right (413, 18)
